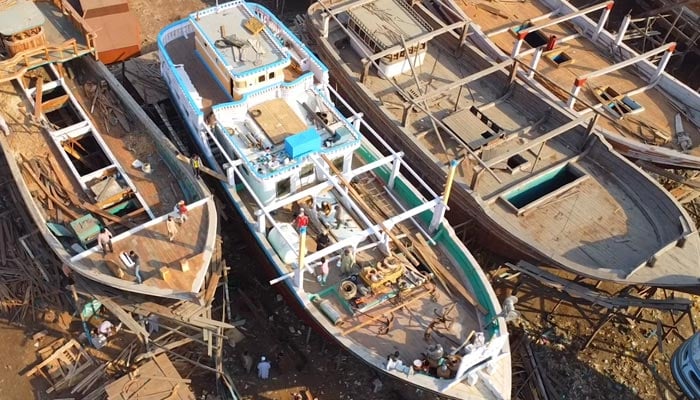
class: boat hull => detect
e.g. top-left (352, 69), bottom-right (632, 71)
top-left (305, 3), bottom-right (700, 289)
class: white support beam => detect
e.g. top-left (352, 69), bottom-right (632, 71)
top-left (577, 42), bottom-right (676, 81)
top-left (327, 84), bottom-right (440, 199)
top-left (484, 116), bottom-right (591, 168)
top-left (594, 2), bottom-right (614, 39)
top-left (615, 13), bottom-right (632, 46)
top-left (303, 199), bottom-right (439, 266)
top-left (262, 152), bottom-right (402, 213)
top-left (486, 11), bottom-right (557, 38)
top-left (653, 44), bottom-right (675, 80)
top-left (516, 1), bottom-right (614, 38)
top-left (528, 47), bottom-right (544, 79)
top-left (410, 58), bottom-right (514, 104)
top-left (320, 0), bottom-right (376, 17)
top-left (309, 156), bottom-right (384, 242)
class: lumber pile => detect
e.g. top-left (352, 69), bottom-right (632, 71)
top-left (25, 338), bottom-right (96, 394)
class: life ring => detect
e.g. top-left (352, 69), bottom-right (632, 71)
top-left (340, 280), bottom-right (357, 300)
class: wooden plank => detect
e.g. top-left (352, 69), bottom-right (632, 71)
top-left (94, 295), bottom-right (149, 342)
top-left (175, 153), bottom-right (228, 182)
top-left (320, 154), bottom-right (420, 266)
top-left (41, 94), bottom-right (70, 113)
top-left (34, 78), bottom-right (44, 120)
top-left (417, 235), bottom-right (486, 314)
top-left (19, 161), bottom-right (80, 220)
top-left (412, 233), bottom-right (453, 297)
top-left (341, 288), bottom-right (431, 336)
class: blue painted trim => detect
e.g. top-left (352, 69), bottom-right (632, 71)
top-left (157, 19), bottom-right (204, 120)
top-left (193, 50), bottom-right (235, 102)
top-left (189, 15), bottom-right (233, 70)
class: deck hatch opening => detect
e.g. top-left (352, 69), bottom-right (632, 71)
top-left (506, 154), bottom-right (528, 170)
top-left (524, 31), bottom-right (548, 48)
top-left (61, 134), bottom-right (111, 176)
top-left (43, 86), bottom-right (81, 128)
top-left (503, 164), bottom-right (586, 211)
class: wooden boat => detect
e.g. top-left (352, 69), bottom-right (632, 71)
top-left (437, 0), bottom-right (700, 169)
top-left (305, 0), bottom-right (700, 288)
top-left (158, 1), bottom-right (511, 398)
top-left (0, 5), bottom-right (217, 300)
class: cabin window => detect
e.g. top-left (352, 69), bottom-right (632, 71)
top-left (269, 72), bottom-right (275, 79)
top-left (258, 75), bottom-right (266, 83)
top-left (300, 164), bottom-right (314, 178)
top-left (333, 157), bottom-right (344, 172)
top-left (276, 177), bottom-right (291, 197)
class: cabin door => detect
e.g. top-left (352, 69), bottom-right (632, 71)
top-left (299, 164), bottom-right (316, 187)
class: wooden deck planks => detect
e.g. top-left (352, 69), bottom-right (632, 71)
top-left (81, 204), bottom-right (210, 291)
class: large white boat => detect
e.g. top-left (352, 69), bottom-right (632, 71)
top-left (158, 1), bottom-right (511, 398)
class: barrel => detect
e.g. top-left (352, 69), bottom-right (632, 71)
top-left (316, 298), bottom-right (343, 326)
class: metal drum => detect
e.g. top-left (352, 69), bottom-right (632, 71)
top-left (316, 298), bottom-right (343, 326)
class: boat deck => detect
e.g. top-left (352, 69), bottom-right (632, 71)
top-left (0, 59), bottom-right (211, 294)
top-left (78, 204), bottom-right (211, 291)
top-left (461, 0), bottom-right (700, 154)
top-left (165, 35), bottom-right (232, 113)
top-left (235, 160), bottom-right (509, 397)
top-left (310, 0), bottom-right (700, 288)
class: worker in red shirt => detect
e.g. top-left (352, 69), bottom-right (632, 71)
top-left (295, 208), bottom-right (309, 231)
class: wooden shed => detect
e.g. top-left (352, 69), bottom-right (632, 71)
top-left (79, 0), bottom-right (141, 64)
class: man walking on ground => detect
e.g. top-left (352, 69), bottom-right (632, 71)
top-left (97, 228), bottom-right (113, 255)
top-left (257, 356), bottom-right (271, 379)
top-left (191, 154), bottom-right (201, 179)
top-left (166, 216), bottom-right (178, 242)
top-left (241, 351), bottom-right (253, 374)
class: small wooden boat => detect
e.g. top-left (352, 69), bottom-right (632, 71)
top-left (0, 3), bottom-right (216, 299)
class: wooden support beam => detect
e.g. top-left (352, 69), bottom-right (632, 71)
top-left (176, 153), bottom-right (228, 182)
top-left (484, 115), bottom-right (590, 167)
top-left (19, 161), bottom-right (80, 220)
top-left (341, 288), bottom-right (431, 336)
top-left (40, 94), bottom-right (70, 113)
top-left (94, 295), bottom-right (149, 342)
top-left (34, 78), bottom-right (44, 120)
top-left (320, 154), bottom-right (420, 266)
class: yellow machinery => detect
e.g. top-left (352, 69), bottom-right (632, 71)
top-left (360, 256), bottom-right (405, 293)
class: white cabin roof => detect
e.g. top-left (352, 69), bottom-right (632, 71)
top-left (190, 2), bottom-right (289, 77)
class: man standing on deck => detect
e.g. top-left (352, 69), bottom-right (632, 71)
top-left (294, 208), bottom-right (309, 232)
top-left (97, 228), bottom-right (113, 255)
top-left (166, 216), bottom-right (178, 242)
top-left (340, 248), bottom-right (356, 276)
top-left (191, 154), bottom-right (201, 179)
top-left (129, 251), bottom-right (142, 284)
